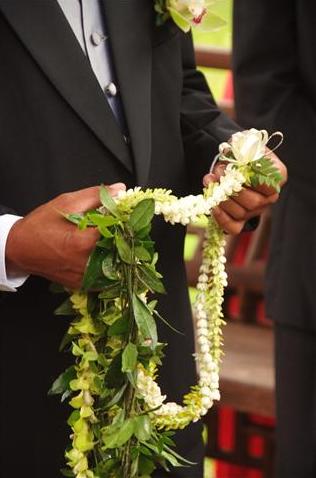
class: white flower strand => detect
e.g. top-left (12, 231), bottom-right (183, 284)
top-left (114, 166), bottom-right (246, 428)
top-left (115, 129), bottom-right (275, 428)
top-left (116, 165), bottom-right (245, 227)
top-left (194, 218), bottom-right (227, 415)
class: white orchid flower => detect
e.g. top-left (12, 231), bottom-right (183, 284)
top-left (168, 0), bottom-right (207, 21)
top-left (164, 0), bottom-right (225, 32)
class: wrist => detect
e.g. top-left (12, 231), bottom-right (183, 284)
top-left (5, 218), bottom-right (27, 275)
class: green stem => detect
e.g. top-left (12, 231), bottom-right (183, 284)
top-left (121, 233), bottom-right (138, 476)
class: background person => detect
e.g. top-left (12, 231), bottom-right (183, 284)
top-left (233, 1), bottom-right (316, 476)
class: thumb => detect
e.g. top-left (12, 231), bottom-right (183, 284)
top-left (56, 183), bottom-right (126, 213)
top-left (107, 182), bottom-right (126, 196)
top-left (203, 172), bottom-right (217, 188)
top-left (203, 162), bottom-right (227, 187)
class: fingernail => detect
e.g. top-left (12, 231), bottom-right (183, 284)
top-left (203, 173), bottom-right (216, 187)
top-left (109, 182), bottom-right (126, 191)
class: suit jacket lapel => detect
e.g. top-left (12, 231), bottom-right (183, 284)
top-left (0, 0), bottom-right (132, 173)
top-left (104, 0), bottom-right (153, 186)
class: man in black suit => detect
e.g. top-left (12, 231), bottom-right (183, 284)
top-left (233, 1), bottom-right (316, 476)
top-left (0, 1), bottom-right (285, 476)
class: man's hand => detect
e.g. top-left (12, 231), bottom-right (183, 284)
top-left (203, 152), bottom-right (287, 234)
top-left (5, 183), bottom-right (126, 290)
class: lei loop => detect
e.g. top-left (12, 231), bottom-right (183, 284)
top-left (51, 129), bottom-right (283, 478)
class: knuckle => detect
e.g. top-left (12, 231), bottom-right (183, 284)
top-left (232, 222), bottom-right (244, 235)
top-left (56, 192), bottom-right (75, 208)
top-left (237, 210), bottom-right (247, 221)
top-left (77, 230), bottom-right (97, 253)
top-left (268, 193), bottom-right (279, 204)
top-left (249, 195), bottom-right (263, 210)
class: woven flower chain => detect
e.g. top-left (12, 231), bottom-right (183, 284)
top-left (51, 129), bottom-right (283, 478)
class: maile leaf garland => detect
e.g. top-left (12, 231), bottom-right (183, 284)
top-left (51, 129), bottom-right (283, 478)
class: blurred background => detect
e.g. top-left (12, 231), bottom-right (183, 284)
top-left (186, 1), bottom-right (276, 477)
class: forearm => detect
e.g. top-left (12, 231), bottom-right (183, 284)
top-left (180, 32), bottom-right (240, 192)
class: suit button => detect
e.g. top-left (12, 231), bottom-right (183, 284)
top-left (91, 32), bottom-right (106, 46)
top-left (105, 82), bottom-right (118, 97)
top-left (123, 135), bottom-right (130, 145)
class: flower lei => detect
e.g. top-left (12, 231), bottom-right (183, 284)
top-left (154, 0), bottom-right (225, 32)
top-left (51, 129), bottom-right (283, 478)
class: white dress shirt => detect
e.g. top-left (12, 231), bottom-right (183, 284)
top-left (0, 0), bottom-right (125, 291)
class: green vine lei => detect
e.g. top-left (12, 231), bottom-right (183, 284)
top-left (50, 129), bottom-right (283, 478)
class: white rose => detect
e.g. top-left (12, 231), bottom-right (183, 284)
top-left (230, 128), bottom-right (269, 164)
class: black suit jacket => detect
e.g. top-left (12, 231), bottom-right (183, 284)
top-left (0, 1), bottom-right (238, 476)
top-left (233, 0), bottom-right (316, 331)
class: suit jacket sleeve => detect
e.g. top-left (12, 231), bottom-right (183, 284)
top-left (0, 206), bottom-right (17, 216)
top-left (180, 32), bottom-right (240, 193)
top-left (233, 0), bottom-right (316, 204)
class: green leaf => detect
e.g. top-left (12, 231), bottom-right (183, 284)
top-left (59, 332), bottom-right (73, 352)
top-left (95, 458), bottom-right (119, 475)
top-left (86, 291), bottom-right (99, 318)
top-left (135, 245), bottom-right (152, 262)
top-left (61, 390), bottom-right (72, 402)
top-left (104, 352), bottom-right (125, 388)
top-left (87, 213), bottom-right (118, 228)
top-left (115, 232), bottom-right (133, 264)
top-left (137, 264), bottom-right (166, 294)
top-left (163, 444), bottom-right (196, 465)
top-left (140, 240), bottom-right (155, 257)
top-left (139, 445), bottom-right (153, 457)
top-left (102, 253), bottom-right (119, 280)
top-left (64, 212), bottom-right (85, 226)
top-left (98, 281), bottom-right (121, 299)
top-left (100, 185), bottom-right (119, 217)
top-left (108, 315), bottom-right (130, 336)
top-left (86, 212), bottom-right (118, 238)
top-left (72, 342), bottom-right (83, 356)
top-left (122, 342), bottom-right (138, 373)
top-left (138, 455), bottom-right (156, 475)
top-left (105, 383), bottom-right (128, 408)
top-left (54, 298), bottom-right (74, 316)
top-left (100, 305), bottom-right (121, 325)
top-left (67, 409), bottom-right (80, 427)
top-left (96, 237), bottom-right (113, 249)
top-left (83, 350), bottom-right (98, 362)
top-left (134, 415), bottom-right (152, 442)
top-left (61, 468), bottom-right (75, 477)
top-left (49, 282), bottom-right (65, 293)
top-left (249, 156), bottom-right (283, 192)
top-left (48, 366), bottom-right (76, 395)
top-left (103, 418), bottom-right (135, 449)
top-left (126, 371), bottom-right (137, 388)
top-left (132, 294), bottom-right (157, 348)
top-left (128, 199), bottom-right (155, 232)
top-left (153, 309), bottom-right (184, 335)
top-left (136, 223), bottom-right (152, 239)
top-left (82, 247), bottom-right (108, 290)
